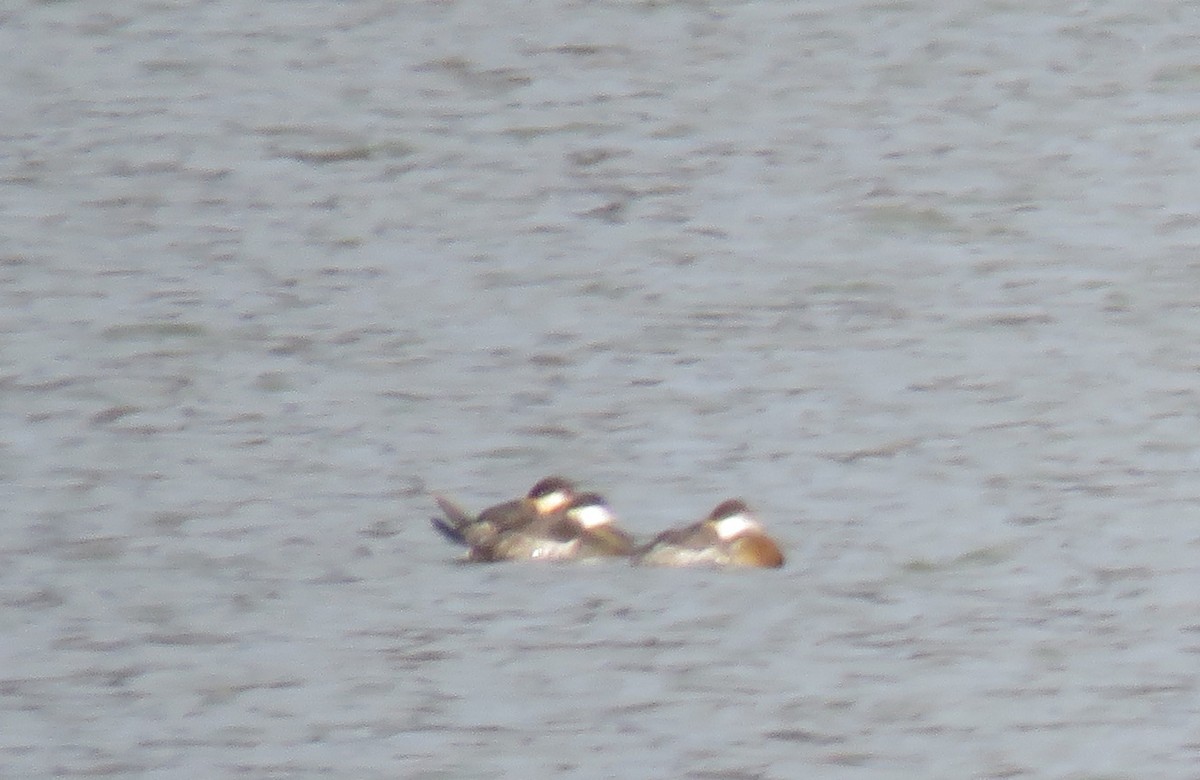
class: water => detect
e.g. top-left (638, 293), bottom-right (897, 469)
top-left (3, 1), bottom-right (1200, 777)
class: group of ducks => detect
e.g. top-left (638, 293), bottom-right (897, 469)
top-left (431, 476), bottom-right (786, 568)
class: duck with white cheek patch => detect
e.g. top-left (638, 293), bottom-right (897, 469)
top-left (469, 492), bottom-right (636, 563)
top-left (431, 476), bottom-right (577, 556)
top-left (633, 499), bottom-right (785, 569)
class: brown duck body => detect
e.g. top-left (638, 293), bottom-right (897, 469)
top-left (470, 507), bottom-right (632, 562)
top-left (633, 499), bottom-right (785, 569)
top-left (433, 483), bottom-right (634, 563)
top-left (431, 476), bottom-right (577, 551)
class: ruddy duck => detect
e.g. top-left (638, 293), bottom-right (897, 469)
top-left (431, 475), bottom-right (577, 551)
top-left (633, 499), bottom-right (785, 568)
top-left (470, 492), bottom-right (636, 562)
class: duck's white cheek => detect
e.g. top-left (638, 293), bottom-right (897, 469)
top-left (536, 491), bottom-right (570, 514)
top-left (714, 513), bottom-right (759, 541)
top-left (571, 504), bottom-right (615, 529)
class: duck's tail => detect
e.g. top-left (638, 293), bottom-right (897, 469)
top-left (430, 495), bottom-right (473, 546)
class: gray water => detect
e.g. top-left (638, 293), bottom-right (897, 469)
top-left (3, 1), bottom-right (1200, 777)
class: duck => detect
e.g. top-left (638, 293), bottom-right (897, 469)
top-left (470, 492), bottom-right (636, 562)
top-left (431, 475), bottom-right (577, 552)
top-left (633, 499), bottom-right (785, 568)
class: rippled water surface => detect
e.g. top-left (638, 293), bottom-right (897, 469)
top-left (4, 1), bottom-right (1200, 777)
